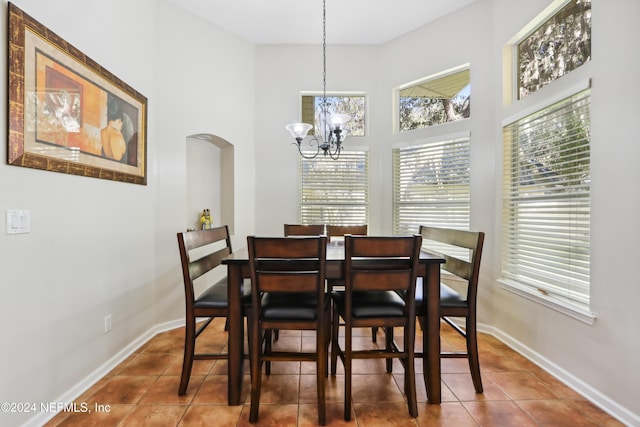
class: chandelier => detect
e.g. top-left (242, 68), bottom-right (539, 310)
top-left (285, 0), bottom-right (351, 160)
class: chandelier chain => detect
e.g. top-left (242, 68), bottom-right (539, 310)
top-left (322, 0), bottom-right (327, 103)
top-left (284, 0), bottom-right (350, 160)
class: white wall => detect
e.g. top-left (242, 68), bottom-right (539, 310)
top-left (0, 1), bottom-right (256, 426)
top-left (151, 1), bottom-right (256, 327)
top-left (0, 2), bottom-right (156, 426)
top-left (254, 44), bottom-right (380, 235)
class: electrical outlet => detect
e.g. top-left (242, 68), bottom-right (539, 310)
top-left (104, 314), bottom-right (112, 333)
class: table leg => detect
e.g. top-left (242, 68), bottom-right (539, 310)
top-left (422, 263), bottom-right (441, 403)
top-left (227, 264), bottom-right (244, 405)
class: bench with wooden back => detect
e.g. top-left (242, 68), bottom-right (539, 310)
top-left (176, 225), bottom-right (249, 395)
top-left (416, 225), bottom-right (485, 393)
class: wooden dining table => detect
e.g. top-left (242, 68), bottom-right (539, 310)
top-left (221, 241), bottom-right (445, 406)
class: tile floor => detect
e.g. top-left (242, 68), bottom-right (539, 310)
top-left (45, 319), bottom-right (623, 426)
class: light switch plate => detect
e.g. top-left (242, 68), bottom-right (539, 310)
top-left (6, 209), bottom-right (31, 234)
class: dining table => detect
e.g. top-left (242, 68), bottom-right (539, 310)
top-left (221, 240), bottom-right (446, 406)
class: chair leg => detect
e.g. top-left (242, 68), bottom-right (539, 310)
top-left (405, 322), bottom-right (418, 418)
top-left (466, 317), bottom-right (483, 393)
top-left (317, 318), bottom-right (328, 425)
top-left (178, 317), bottom-right (196, 395)
top-left (246, 312), bottom-right (253, 379)
top-left (371, 326), bottom-right (378, 342)
top-left (385, 327), bottom-right (394, 373)
top-left (331, 308), bottom-right (339, 375)
top-left (265, 330), bottom-right (272, 376)
top-left (417, 315), bottom-right (431, 398)
top-left (249, 312), bottom-right (262, 423)
top-left (343, 324), bottom-right (352, 421)
top-left (324, 311), bottom-right (331, 378)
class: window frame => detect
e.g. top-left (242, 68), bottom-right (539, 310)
top-left (500, 0), bottom-right (595, 324)
top-left (500, 76), bottom-right (595, 324)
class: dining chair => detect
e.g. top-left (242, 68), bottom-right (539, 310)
top-left (326, 225), bottom-right (379, 341)
top-left (267, 224), bottom-right (326, 342)
top-left (415, 225), bottom-right (485, 393)
top-left (284, 223), bottom-right (325, 236)
top-left (331, 234), bottom-right (422, 421)
top-left (247, 235), bottom-right (330, 425)
top-left (176, 226), bottom-right (251, 395)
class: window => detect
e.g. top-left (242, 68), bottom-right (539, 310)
top-left (393, 135), bottom-right (470, 235)
top-left (301, 95), bottom-right (365, 137)
top-left (517, 0), bottom-right (591, 99)
top-left (398, 68), bottom-right (470, 132)
top-left (502, 89), bottom-right (591, 306)
top-left (299, 150), bottom-right (369, 226)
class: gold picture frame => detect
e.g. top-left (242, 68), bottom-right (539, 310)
top-left (7, 2), bottom-right (148, 184)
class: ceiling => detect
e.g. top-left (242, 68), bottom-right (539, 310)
top-left (166, 0), bottom-right (478, 45)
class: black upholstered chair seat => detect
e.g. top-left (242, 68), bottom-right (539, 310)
top-left (332, 290), bottom-right (406, 318)
top-left (261, 292), bottom-right (325, 320)
top-left (194, 278), bottom-right (251, 310)
top-left (414, 278), bottom-right (468, 311)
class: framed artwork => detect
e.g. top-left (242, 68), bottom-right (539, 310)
top-left (7, 2), bottom-right (148, 184)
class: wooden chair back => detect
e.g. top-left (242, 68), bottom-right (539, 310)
top-left (326, 224), bottom-right (367, 241)
top-left (178, 226), bottom-right (233, 316)
top-left (345, 235), bottom-right (421, 307)
top-left (284, 224), bottom-right (325, 236)
top-left (248, 236), bottom-right (327, 306)
top-left (418, 225), bottom-right (484, 305)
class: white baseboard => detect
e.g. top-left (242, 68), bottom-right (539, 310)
top-left (480, 323), bottom-right (639, 427)
top-left (21, 318), bottom-right (185, 427)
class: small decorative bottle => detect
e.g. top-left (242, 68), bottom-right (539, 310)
top-left (200, 209), bottom-right (209, 230)
top-left (204, 209), bottom-right (212, 229)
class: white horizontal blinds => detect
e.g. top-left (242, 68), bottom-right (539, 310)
top-left (393, 136), bottom-right (470, 238)
top-left (502, 89), bottom-right (591, 304)
top-left (299, 151), bottom-right (369, 226)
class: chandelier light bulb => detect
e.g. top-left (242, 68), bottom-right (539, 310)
top-left (285, 123), bottom-right (313, 141)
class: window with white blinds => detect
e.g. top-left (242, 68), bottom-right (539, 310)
top-left (299, 150), bottom-right (369, 226)
top-left (502, 89), bottom-right (591, 305)
top-left (392, 136), bottom-right (470, 236)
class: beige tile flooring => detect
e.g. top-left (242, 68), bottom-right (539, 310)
top-left (45, 319), bottom-right (623, 426)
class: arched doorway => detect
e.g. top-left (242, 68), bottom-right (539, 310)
top-left (186, 134), bottom-right (235, 233)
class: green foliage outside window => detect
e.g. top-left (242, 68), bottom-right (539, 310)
top-left (518, 0), bottom-right (591, 99)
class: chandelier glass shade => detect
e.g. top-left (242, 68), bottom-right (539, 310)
top-left (285, 0), bottom-right (351, 160)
